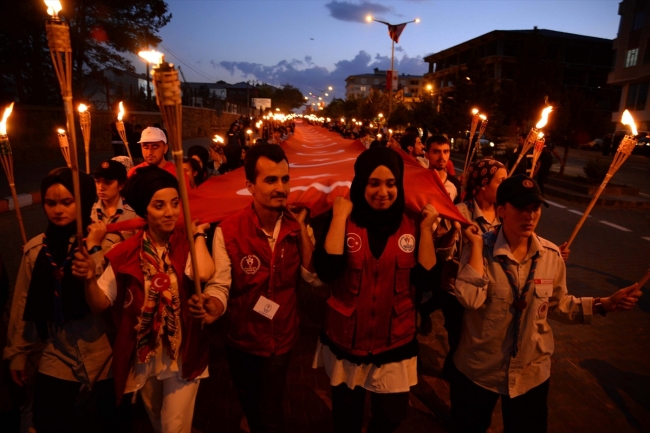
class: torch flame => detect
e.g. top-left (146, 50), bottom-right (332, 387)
top-left (213, 135), bottom-right (224, 144)
top-left (78, 103), bottom-right (88, 113)
top-left (621, 109), bottom-right (638, 136)
top-left (0, 103), bottom-right (14, 136)
top-left (117, 101), bottom-right (124, 121)
top-left (535, 106), bottom-right (553, 129)
top-left (44, 1), bottom-right (62, 17)
top-left (138, 50), bottom-right (164, 67)
top-left (471, 108), bottom-right (479, 115)
top-left (479, 114), bottom-right (487, 120)
top-left (57, 128), bottom-right (66, 134)
top-left (538, 132), bottom-right (545, 139)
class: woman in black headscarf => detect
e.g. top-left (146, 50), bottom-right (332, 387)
top-left (313, 147), bottom-right (439, 433)
top-left (4, 167), bottom-right (117, 433)
top-left (72, 165), bottom-right (215, 433)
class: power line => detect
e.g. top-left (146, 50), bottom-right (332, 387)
top-left (159, 43), bottom-right (218, 82)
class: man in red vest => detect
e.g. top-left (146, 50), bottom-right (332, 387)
top-left (191, 144), bottom-right (318, 433)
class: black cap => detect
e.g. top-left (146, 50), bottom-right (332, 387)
top-left (497, 174), bottom-right (548, 208)
top-left (94, 160), bottom-right (127, 183)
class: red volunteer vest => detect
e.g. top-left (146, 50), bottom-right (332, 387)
top-left (325, 215), bottom-right (417, 356)
top-left (105, 229), bottom-right (208, 403)
top-left (220, 204), bottom-right (302, 356)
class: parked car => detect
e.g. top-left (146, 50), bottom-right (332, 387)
top-left (613, 129), bottom-right (650, 155)
top-left (580, 138), bottom-right (603, 150)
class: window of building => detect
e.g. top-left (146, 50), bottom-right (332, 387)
top-left (625, 82), bottom-right (649, 110)
top-left (360, 78), bottom-right (366, 84)
top-left (410, 80), bottom-right (418, 85)
top-left (644, 40), bottom-right (650, 64)
top-left (359, 86), bottom-right (367, 91)
top-left (374, 78), bottom-right (380, 84)
top-left (632, 10), bottom-right (645, 31)
top-left (625, 48), bottom-right (639, 67)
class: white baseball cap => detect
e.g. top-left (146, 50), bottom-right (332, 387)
top-left (138, 126), bottom-right (167, 144)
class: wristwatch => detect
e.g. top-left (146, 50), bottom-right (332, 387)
top-left (593, 297), bottom-right (607, 317)
top-left (193, 232), bottom-right (207, 241)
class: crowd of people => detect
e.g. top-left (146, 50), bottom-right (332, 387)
top-left (1, 117), bottom-right (643, 433)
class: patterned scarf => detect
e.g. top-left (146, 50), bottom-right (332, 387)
top-left (135, 231), bottom-right (181, 364)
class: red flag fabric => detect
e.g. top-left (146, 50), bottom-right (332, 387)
top-left (388, 23), bottom-right (407, 43)
top-left (107, 122), bottom-right (469, 232)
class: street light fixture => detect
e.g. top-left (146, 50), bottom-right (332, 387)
top-left (367, 15), bottom-right (420, 120)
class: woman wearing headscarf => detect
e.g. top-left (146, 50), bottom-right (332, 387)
top-left (435, 158), bottom-right (508, 379)
top-left (313, 147), bottom-right (439, 432)
top-left (72, 165), bottom-right (215, 433)
top-left (4, 168), bottom-right (116, 433)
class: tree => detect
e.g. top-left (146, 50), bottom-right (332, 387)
top-left (272, 84), bottom-right (305, 112)
top-left (0, 0), bottom-right (171, 105)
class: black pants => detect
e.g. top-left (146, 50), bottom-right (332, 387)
top-left (450, 366), bottom-right (549, 433)
top-left (441, 290), bottom-right (465, 376)
top-left (225, 345), bottom-right (292, 433)
top-left (32, 372), bottom-right (123, 433)
top-left (331, 383), bottom-right (409, 433)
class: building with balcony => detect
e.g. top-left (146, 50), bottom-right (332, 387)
top-left (607, 0), bottom-right (650, 130)
top-left (345, 68), bottom-right (424, 105)
top-left (423, 28), bottom-right (617, 116)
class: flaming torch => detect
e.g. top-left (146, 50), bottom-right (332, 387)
top-left (463, 108), bottom-right (481, 174)
top-left (139, 50), bottom-right (201, 297)
top-left (115, 101), bottom-right (132, 159)
top-left (529, 132), bottom-right (545, 176)
top-left (43, 0), bottom-right (83, 248)
top-left (57, 128), bottom-right (71, 167)
top-left (78, 104), bottom-right (91, 173)
top-left (564, 110), bottom-right (638, 250)
top-left (508, 106), bottom-right (553, 177)
top-left (467, 114), bottom-right (488, 169)
top-left (0, 103), bottom-right (27, 244)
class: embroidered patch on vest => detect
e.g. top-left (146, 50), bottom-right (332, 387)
top-left (123, 289), bottom-right (134, 308)
top-left (398, 234), bottom-right (415, 253)
top-left (240, 254), bottom-right (261, 275)
top-left (522, 179), bottom-right (534, 188)
top-left (346, 233), bottom-right (362, 253)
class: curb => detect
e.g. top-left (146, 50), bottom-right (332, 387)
top-left (1, 191), bottom-right (41, 214)
top-left (544, 184), bottom-right (650, 209)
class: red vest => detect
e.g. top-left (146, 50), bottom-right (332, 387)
top-left (105, 229), bottom-right (208, 403)
top-left (325, 215), bottom-right (417, 356)
top-left (220, 204), bottom-right (302, 356)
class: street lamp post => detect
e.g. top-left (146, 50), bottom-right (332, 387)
top-left (367, 15), bottom-right (420, 121)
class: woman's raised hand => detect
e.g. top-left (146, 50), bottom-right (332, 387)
top-left (420, 204), bottom-right (440, 230)
top-left (333, 196), bottom-right (353, 220)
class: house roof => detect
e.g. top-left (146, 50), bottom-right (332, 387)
top-left (423, 28), bottom-right (613, 61)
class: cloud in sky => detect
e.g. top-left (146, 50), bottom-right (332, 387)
top-left (216, 50), bottom-right (427, 98)
top-left (325, 1), bottom-right (391, 23)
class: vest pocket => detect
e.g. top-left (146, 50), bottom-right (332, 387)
top-left (325, 296), bottom-right (356, 349)
top-left (390, 296), bottom-right (415, 344)
top-left (344, 258), bottom-right (363, 295)
top-left (394, 255), bottom-right (415, 293)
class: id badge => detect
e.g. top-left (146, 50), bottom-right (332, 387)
top-left (534, 279), bottom-right (554, 297)
top-left (253, 296), bottom-right (280, 320)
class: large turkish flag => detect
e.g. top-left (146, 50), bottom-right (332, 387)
top-left (108, 121), bottom-right (469, 231)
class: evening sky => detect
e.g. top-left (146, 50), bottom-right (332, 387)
top-left (140, 0), bottom-right (621, 100)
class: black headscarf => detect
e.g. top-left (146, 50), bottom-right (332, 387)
top-left (350, 147), bottom-right (405, 239)
top-left (122, 165), bottom-right (179, 218)
top-left (23, 168), bottom-right (96, 330)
